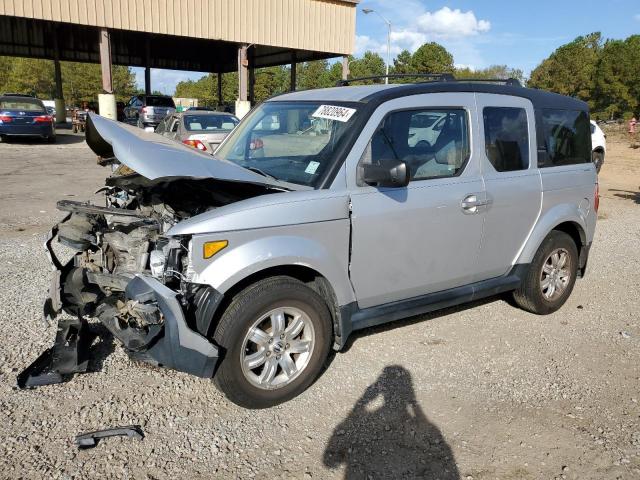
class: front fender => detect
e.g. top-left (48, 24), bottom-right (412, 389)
top-left (516, 202), bottom-right (588, 264)
top-left (189, 219), bottom-right (355, 306)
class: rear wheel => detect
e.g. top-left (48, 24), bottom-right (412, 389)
top-left (513, 231), bottom-right (578, 314)
top-left (213, 276), bottom-right (332, 409)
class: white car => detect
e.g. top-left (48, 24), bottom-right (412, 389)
top-left (591, 120), bottom-right (606, 173)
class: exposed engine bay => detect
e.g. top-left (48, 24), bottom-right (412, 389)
top-left (49, 168), bottom-right (272, 350)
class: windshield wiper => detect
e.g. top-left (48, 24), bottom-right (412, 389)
top-left (245, 166), bottom-right (278, 180)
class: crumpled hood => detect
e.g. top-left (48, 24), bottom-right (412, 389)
top-left (85, 113), bottom-right (289, 189)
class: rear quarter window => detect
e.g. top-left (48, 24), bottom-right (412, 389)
top-left (541, 109), bottom-right (591, 167)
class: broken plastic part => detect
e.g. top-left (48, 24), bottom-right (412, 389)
top-left (74, 425), bottom-right (144, 449)
top-left (17, 318), bottom-right (93, 389)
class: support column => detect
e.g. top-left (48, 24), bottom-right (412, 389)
top-left (217, 72), bottom-right (223, 109)
top-left (290, 52), bottom-right (297, 91)
top-left (144, 67), bottom-right (151, 95)
top-left (248, 59), bottom-right (255, 106)
top-left (98, 28), bottom-right (117, 120)
top-left (144, 38), bottom-right (151, 95)
top-left (52, 30), bottom-right (66, 123)
top-left (236, 45), bottom-right (250, 118)
top-left (342, 56), bottom-right (349, 81)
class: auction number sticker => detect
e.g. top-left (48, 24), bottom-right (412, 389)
top-left (312, 105), bottom-right (356, 123)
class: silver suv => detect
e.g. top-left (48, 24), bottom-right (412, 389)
top-left (21, 78), bottom-right (598, 409)
top-left (123, 94), bottom-right (176, 128)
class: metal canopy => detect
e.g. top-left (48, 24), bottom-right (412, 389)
top-left (0, 15), bottom-right (339, 73)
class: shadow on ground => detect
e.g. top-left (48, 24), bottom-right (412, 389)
top-left (608, 188), bottom-right (640, 204)
top-left (323, 365), bottom-right (459, 479)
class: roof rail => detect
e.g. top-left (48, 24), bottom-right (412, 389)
top-left (336, 73), bottom-right (455, 87)
top-left (455, 78), bottom-right (522, 87)
top-left (336, 74), bottom-right (522, 88)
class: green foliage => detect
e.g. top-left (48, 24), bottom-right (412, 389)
top-left (528, 32), bottom-right (638, 118)
top-left (455, 65), bottom-right (524, 83)
top-left (0, 57), bottom-right (137, 105)
top-left (410, 43), bottom-right (455, 74)
top-left (528, 33), bottom-right (602, 106)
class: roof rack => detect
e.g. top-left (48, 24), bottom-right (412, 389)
top-left (455, 78), bottom-right (522, 87)
top-left (336, 73), bottom-right (454, 87)
top-left (336, 74), bottom-right (522, 88)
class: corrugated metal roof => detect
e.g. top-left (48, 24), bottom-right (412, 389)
top-left (0, 0), bottom-right (357, 55)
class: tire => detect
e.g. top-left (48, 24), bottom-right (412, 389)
top-left (513, 231), bottom-right (578, 315)
top-left (592, 151), bottom-right (604, 173)
top-left (213, 276), bottom-right (333, 409)
top-left (136, 116), bottom-right (144, 129)
top-left (47, 135), bottom-right (56, 144)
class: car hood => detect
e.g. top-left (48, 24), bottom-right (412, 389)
top-left (85, 113), bottom-right (294, 190)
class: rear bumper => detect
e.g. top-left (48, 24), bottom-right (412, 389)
top-left (0, 124), bottom-right (54, 137)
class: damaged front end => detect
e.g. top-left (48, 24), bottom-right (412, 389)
top-left (19, 113), bottom-right (288, 388)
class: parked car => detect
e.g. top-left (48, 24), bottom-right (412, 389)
top-left (21, 79), bottom-right (598, 409)
top-left (123, 94), bottom-right (176, 128)
top-left (156, 111), bottom-right (239, 153)
top-left (0, 94), bottom-right (55, 142)
top-left (187, 106), bottom-right (217, 111)
top-left (590, 120), bottom-right (606, 173)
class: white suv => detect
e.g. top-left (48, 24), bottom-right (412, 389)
top-left (590, 120), bottom-right (606, 173)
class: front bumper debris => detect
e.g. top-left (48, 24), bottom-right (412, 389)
top-left (75, 425), bottom-right (144, 449)
top-left (17, 318), bottom-right (92, 389)
top-left (120, 275), bottom-right (219, 378)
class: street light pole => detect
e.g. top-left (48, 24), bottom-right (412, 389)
top-left (362, 8), bottom-right (392, 85)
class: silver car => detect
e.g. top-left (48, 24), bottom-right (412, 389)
top-left (156, 111), bottom-right (239, 154)
top-left (123, 94), bottom-right (176, 128)
top-left (22, 79), bottom-right (598, 409)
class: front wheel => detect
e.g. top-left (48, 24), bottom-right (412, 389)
top-left (213, 276), bottom-right (332, 409)
top-left (513, 231), bottom-right (578, 315)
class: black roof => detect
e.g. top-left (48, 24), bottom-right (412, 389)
top-left (360, 82), bottom-right (588, 111)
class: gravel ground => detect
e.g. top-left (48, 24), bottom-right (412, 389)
top-left (0, 130), bottom-right (639, 479)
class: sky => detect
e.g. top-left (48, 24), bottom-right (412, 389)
top-left (134, 0), bottom-right (640, 94)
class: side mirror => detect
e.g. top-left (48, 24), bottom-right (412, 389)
top-left (361, 160), bottom-right (410, 188)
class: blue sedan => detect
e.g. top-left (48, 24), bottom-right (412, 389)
top-left (0, 95), bottom-right (56, 143)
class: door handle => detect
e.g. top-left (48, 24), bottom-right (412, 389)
top-left (461, 194), bottom-right (488, 214)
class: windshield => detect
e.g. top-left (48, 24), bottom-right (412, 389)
top-left (146, 96), bottom-right (175, 107)
top-left (0, 97), bottom-right (46, 112)
top-left (215, 102), bottom-right (358, 187)
top-left (184, 114), bottom-right (238, 131)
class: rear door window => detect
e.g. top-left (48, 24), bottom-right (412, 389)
top-left (483, 107), bottom-right (529, 172)
top-left (541, 109), bottom-right (591, 166)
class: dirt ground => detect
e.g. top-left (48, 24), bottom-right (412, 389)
top-left (0, 126), bottom-right (639, 479)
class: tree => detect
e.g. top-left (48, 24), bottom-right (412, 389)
top-left (528, 33), bottom-right (601, 107)
top-left (391, 50), bottom-right (413, 75)
top-left (455, 65), bottom-right (524, 83)
top-left (0, 57), bottom-right (136, 105)
top-left (593, 35), bottom-right (640, 118)
top-left (409, 43), bottom-right (454, 74)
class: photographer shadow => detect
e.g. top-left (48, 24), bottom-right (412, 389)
top-left (323, 365), bottom-right (459, 479)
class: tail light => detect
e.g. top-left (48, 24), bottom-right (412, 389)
top-left (249, 138), bottom-right (264, 150)
top-left (182, 139), bottom-right (207, 151)
top-left (34, 115), bottom-right (53, 123)
top-left (0, 115), bottom-right (13, 123)
top-left (142, 107), bottom-right (147, 114)
top-left (594, 182), bottom-right (599, 213)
